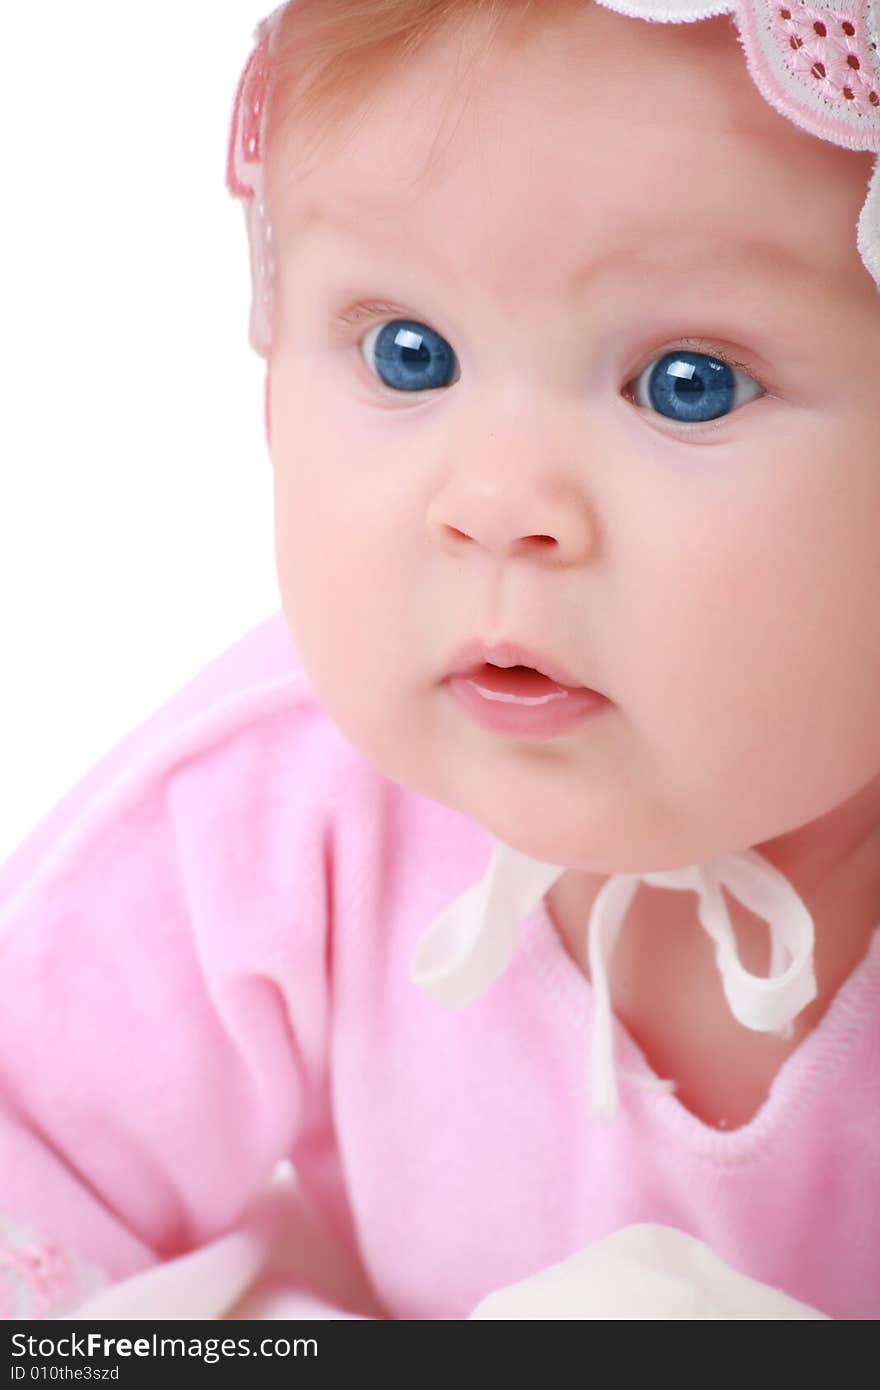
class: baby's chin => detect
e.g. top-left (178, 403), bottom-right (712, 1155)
top-left (309, 682), bottom-right (762, 875)
top-left (453, 762), bottom-right (812, 875)
top-left (409, 771), bottom-right (707, 876)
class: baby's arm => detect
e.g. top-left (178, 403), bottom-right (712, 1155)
top-left (0, 675), bottom-right (365, 1319)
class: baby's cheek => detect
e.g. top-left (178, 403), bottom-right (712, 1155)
top-left (639, 491), bottom-right (880, 835)
top-left (272, 459), bottom-right (391, 692)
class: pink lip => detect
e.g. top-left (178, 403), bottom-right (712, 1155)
top-left (446, 639), bottom-right (593, 691)
top-left (443, 638), bottom-right (612, 740)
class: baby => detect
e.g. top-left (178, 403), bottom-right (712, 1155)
top-left (1, 0), bottom-right (879, 1321)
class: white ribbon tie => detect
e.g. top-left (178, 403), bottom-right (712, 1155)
top-left (411, 842), bottom-right (817, 1121)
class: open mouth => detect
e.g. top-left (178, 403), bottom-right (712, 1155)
top-left (445, 638), bottom-right (602, 697)
top-left (467, 663), bottom-right (573, 703)
top-left (446, 657), bottom-right (609, 737)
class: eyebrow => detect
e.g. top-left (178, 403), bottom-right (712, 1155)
top-left (290, 202), bottom-right (820, 293)
top-left (571, 236), bottom-right (818, 291)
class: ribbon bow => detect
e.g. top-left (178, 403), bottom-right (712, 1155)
top-left (411, 843), bottom-right (816, 1120)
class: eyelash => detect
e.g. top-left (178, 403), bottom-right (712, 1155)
top-left (333, 301), bottom-right (769, 436)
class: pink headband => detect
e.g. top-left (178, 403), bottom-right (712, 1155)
top-left (227, 0), bottom-right (880, 359)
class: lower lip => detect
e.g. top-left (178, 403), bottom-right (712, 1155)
top-left (446, 666), bottom-right (611, 740)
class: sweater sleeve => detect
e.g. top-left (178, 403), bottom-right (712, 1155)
top-left (0, 667), bottom-right (342, 1319)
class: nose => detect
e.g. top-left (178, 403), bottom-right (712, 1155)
top-left (425, 415), bottom-right (598, 566)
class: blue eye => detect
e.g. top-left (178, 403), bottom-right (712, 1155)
top-left (633, 349), bottom-right (762, 426)
top-left (362, 319), bottom-right (459, 392)
top-left (358, 323), bottom-right (761, 425)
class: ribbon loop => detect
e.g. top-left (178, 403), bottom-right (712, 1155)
top-left (411, 842), bottom-right (818, 1121)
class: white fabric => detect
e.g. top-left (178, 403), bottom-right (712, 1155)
top-left (469, 1223), bottom-right (829, 1319)
top-left (411, 843), bottom-right (817, 1119)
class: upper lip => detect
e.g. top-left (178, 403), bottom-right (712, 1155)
top-left (446, 639), bottom-right (595, 691)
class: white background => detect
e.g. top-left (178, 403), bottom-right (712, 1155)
top-left (0, 3), bottom-right (280, 858)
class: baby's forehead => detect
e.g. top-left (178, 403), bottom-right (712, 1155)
top-left (277, 143), bottom-right (864, 316)
top-left (269, 7), bottom-right (875, 299)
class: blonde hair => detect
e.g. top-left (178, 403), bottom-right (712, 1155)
top-left (264, 0), bottom-right (584, 193)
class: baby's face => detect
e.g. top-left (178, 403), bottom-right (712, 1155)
top-left (267, 6), bottom-right (880, 872)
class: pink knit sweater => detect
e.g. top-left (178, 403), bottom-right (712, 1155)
top-left (1, 614), bottom-right (878, 1319)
